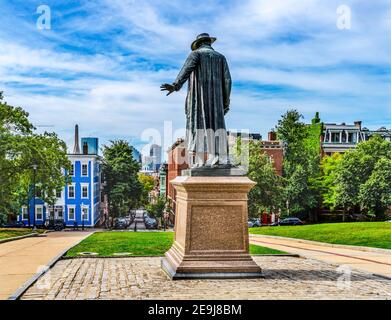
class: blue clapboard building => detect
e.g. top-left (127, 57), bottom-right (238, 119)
top-left (19, 125), bottom-right (101, 227)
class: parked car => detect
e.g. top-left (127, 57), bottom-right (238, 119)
top-left (249, 218), bottom-right (262, 227)
top-left (278, 217), bottom-right (304, 226)
top-left (145, 217), bottom-right (158, 229)
top-left (248, 220), bottom-right (254, 228)
top-left (1, 221), bottom-right (25, 228)
top-left (43, 219), bottom-right (66, 231)
top-left (114, 218), bottom-right (128, 229)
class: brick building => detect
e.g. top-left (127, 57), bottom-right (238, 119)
top-left (260, 131), bottom-right (283, 176)
top-left (165, 131), bottom-right (284, 225)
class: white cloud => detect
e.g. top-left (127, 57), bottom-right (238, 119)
top-left (0, 0), bottom-right (390, 155)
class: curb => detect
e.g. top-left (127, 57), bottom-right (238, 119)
top-left (8, 231), bottom-right (95, 300)
top-left (61, 253), bottom-right (301, 259)
top-left (0, 232), bottom-right (42, 244)
top-left (249, 234), bottom-right (391, 254)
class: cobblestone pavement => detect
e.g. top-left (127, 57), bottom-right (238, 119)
top-left (21, 256), bottom-right (391, 300)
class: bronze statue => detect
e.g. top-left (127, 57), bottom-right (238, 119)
top-left (161, 33), bottom-right (232, 167)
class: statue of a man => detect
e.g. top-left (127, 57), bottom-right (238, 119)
top-left (161, 33), bottom-right (232, 167)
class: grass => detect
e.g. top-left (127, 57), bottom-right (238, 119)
top-left (65, 231), bottom-right (286, 257)
top-left (249, 222), bottom-right (391, 249)
top-left (0, 228), bottom-right (44, 240)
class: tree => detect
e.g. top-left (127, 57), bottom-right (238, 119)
top-left (316, 153), bottom-right (342, 211)
top-left (335, 135), bottom-right (391, 219)
top-left (358, 158), bottom-right (391, 218)
top-left (276, 110), bottom-right (322, 220)
top-left (0, 92), bottom-right (71, 222)
top-left (246, 140), bottom-right (283, 218)
top-left (145, 195), bottom-right (168, 228)
top-left (101, 140), bottom-right (142, 227)
top-left (138, 173), bottom-right (155, 206)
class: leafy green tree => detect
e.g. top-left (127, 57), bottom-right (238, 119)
top-left (101, 140), bottom-right (142, 226)
top-left (335, 135), bottom-right (391, 219)
top-left (316, 153), bottom-right (342, 211)
top-left (145, 195), bottom-right (168, 228)
top-left (358, 158), bottom-right (391, 218)
top-left (276, 110), bottom-right (322, 220)
top-left (0, 92), bottom-right (70, 222)
top-left (246, 140), bottom-right (283, 218)
top-left (138, 173), bottom-right (155, 206)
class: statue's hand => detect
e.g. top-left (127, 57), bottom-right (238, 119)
top-left (160, 83), bottom-right (175, 96)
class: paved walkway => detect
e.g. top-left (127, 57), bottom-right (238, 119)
top-left (0, 231), bottom-right (93, 300)
top-left (21, 256), bottom-right (391, 300)
top-left (250, 235), bottom-right (391, 278)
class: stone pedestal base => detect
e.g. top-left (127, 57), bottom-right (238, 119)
top-left (162, 176), bottom-right (262, 279)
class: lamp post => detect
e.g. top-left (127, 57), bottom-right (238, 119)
top-left (81, 205), bottom-right (85, 231)
top-left (32, 164), bottom-right (38, 231)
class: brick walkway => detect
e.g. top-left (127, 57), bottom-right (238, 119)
top-left (0, 231), bottom-right (93, 300)
top-left (250, 235), bottom-right (391, 278)
top-left (21, 256), bottom-right (391, 300)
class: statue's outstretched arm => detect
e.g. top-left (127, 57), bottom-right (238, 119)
top-left (161, 51), bottom-right (199, 96)
top-left (173, 51), bottom-right (200, 90)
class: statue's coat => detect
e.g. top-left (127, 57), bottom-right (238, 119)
top-left (173, 43), bottom-right (232, 152)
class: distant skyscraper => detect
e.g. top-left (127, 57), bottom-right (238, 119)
top-left (81, 137), bottom-right (99, 155)
top-left (150, 144), bottom-right (162, 165)
top-left (132, 147), bottom-right (142, 163)
top-left (142, 144), bottom-right (162, 172)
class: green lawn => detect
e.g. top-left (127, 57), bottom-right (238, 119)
top-left (0, 228), bottom-right (44, 240)
top-left (249, 222), bottom-right (391, 249)
top-left (65, 231), bottom-right (286, 257)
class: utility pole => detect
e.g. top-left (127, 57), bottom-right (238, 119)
top-left (32, 164), bottom-right (38, 231)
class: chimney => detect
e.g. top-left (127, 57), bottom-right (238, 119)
top-left (73, 124), bottom-right (81, 154)
top-left (268, 130), bottom-right (277, 141)
top-left (354, 121), bottom-right (362, 130)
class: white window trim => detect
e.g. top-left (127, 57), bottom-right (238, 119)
top-left (57, 207), bottom-right (64, 219)
top-left (22, 206), bottom-right (29, 220)
top-left (67, 205), bottom-right (76, 221)
top-left (35, 205), bottom-right (43, 220)
top-left (81, 206), bottom-right (89, 220)
top-left (68, 184), bottom-right (76, 199)
top-left (81, 184), bottom-right (89, 199)
top-left (55, 189), bottom-right (63, 199)
top-left (69, 163), bottom-right (75, 177)
top-left (81, 162), bottom-right (89, 177)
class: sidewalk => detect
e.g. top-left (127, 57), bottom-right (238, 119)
top-left (250, 235), bottom-right (391, 278)
top-left (0, 231), bottom-right (93, 300)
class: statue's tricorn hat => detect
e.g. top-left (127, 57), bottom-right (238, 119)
top-left (191, 33), bottom-right (217, 51)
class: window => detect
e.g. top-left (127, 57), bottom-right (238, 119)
top-left (69, 163), bottom-right (74, 176)
top-left (81, 185), bottom-right (88, 198)
top-left (331, 132), bottom-right (340, 143)
top-left (81, 207), bottom-right (88, 220)
top-left (57, 208), bottom-right (64, 219)
top-left (68, 185), bottom-right (75, 198)
top-left (82, 164), bottom-right (88, 176)
top-left (348, 132), bottom-right (357, 143)
top-left (36, 206), bottom-right (43, 220)
top-left (56, 189), bottom-right (62, 198)
top-left (68, 207), bottom-right (75, 220)
top-left (22, 207), bottom-right (28, 220)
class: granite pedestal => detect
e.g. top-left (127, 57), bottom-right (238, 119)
top-left (161, 168), bottom-right (263, 279)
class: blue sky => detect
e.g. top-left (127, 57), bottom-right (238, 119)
top-left (0, 0), bottom-right (390, 156)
